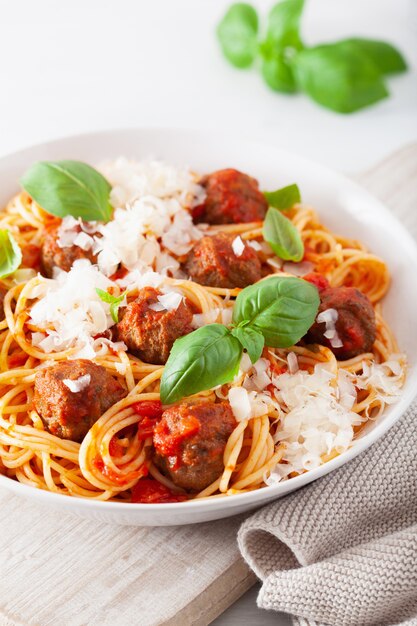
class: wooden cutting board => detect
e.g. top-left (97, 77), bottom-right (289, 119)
top-left (1, 144), bottom-right (416, 626)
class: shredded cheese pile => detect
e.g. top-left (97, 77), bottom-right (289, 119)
top-left (225, 352), bottom-right (404, 479)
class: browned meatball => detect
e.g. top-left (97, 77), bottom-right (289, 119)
top-left (41, 225), bottom-right (97, 277)
top-left (306, 286), bottom-right (376, 360)
top-left (184, 233), bottom-right (262, 289)
top-left (153, 402), bottom-right (236, 491)
top-left (34, 359), bottom-right (126, 442)
top-left (116, 287), bottom-right (194, 365)
top-left (194, 169), bottom-right (268, 224)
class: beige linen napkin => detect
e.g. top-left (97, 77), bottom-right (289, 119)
top-left (238, 391), bottom-right (417, 626)
top-left (238, 143), bottom-right (417, 626)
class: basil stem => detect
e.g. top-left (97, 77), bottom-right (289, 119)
top-left (231, 326), bottom-right (265, 363)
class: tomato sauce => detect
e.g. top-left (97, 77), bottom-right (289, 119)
top-left (92, 455), bottom-right (148, 485)
top-left (153, 414), bottom-right (200, 458)
top-left (8, 352), bottom-right (28, 368)
top-left (21, 244), bottom-right (41, 271)
top-left (303, 272), bottom-right (329, 292)
top-left (132, 401), bottom-right (164, 440)
top-left (131, 478), bottom-right (187, 503)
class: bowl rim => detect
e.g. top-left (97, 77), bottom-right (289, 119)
top-left (0, 126), bottom-right (416, 514)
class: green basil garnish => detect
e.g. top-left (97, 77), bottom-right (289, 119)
top-left (231, 326), bottom-right (265, 363)
top-left (263, 207), bottom-right (303, 261)
top-left (292, 41), bottom-right (388, 114)
top-left (341, 38), bottom-right (407, 76)
top-left (261, 50), bottom-right (298, 93)
top-left (160, 324), bottom-right (242, 405)
top-left (20, 160), bottom-right (112, 223)
top-left (161, 277), bottom-right (319, 403)
top-left (264, 183), bottom-right (301, 210)
top-left (0, 230), bottom-right (22, 279)
top-left (233, 276), bottom-right (319, 348)
top-left (217, 3), bottom-right (259, 69)
top-left (216, 1), bottom-right (407, 113)
top-left (96, 288), bottom-right (126, 323)
top-left (265, 0), bottom-right (304, 50)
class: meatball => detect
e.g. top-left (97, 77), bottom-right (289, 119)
top-left (116, 287), bottom-right (194, 365)
top-left (184, 233), bottom-right (262, 289)
top-left (306, 286), bottom-right (376, 360)
top-left (41, 225), bottom-right (97, 277)
top-left (34, 359), bottom-right (126, 442)
top-left (153, 402), bottom-right (236, 492)
top-left (0, 283), bottom-right (7, 321)
top-left (195, 169), bottom-right (268, 224)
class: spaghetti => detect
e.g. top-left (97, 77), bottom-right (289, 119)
top-left (0, 160), bottom-right (406, 503)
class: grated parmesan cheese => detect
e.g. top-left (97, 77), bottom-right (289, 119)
top-left (62, 374), bottom-right (91, 393)
top-left (317, 308), bottom-right (343, 349)
top-left (247, 240), bottom-right (262, 251)
top-left (149, 291), bottom-right (183, 312)
top-left (97, 157), bottom-right (205, 208)
top-left (73, 231), bottom-right (95, 251)
top-left (28, 260), bottom-right (117, 358)
top-left (272, 364), bottom-right (362, 473)
top-left (232, 236), bottom-right (245, 257)
top-left (282, 261), bottom-right (314, 276)
top-left (354, 356), bottom-right (404, 404)
top-left (228, 350), bottom-right (402, 479)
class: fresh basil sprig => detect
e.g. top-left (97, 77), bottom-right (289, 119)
top-left (261, 49), bottom-right (298, 93)
top-left (0, 230), bottom-right (22, 279)
top-left (340, 38), bottom-right (407, 76)
top-left (231, 325), bottom-right (265, 364)
top-left (265, 0), bottom-right (304, 50)
top-left (160, 276), bottom-right (319, 404)
top-left (233, 276), bottom-right (319, 348)
top-left (160, 324), bottom-right (243, 405)
top-left (96, 288), bottom-right (126, 323)
top-left (21, 160), bottom-right (113, 223)
top-left (264, 183), bottom-right (301, 210)
top-left (217, 3), bottom-right (259, 69)
top-left (263, 207), bottom-right (303, 261)
top-left (216, 1), bottom-right (407, 113)
top-left (292, 42), bottom-right (388, 114)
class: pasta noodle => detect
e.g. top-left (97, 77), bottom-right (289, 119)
top-left (0, 186), bottom-right (405, 503)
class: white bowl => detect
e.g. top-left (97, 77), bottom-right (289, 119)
top-left (0, 128), bottom-right (416, 526)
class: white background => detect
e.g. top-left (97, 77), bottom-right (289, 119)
top-left (0, 1), bottom-right (416, 624)
top-left (0, 0), bottom-right (416, 173)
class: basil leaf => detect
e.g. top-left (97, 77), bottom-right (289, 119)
top-left (263, 207), bottom-right (303, 261)
top-left (0, 230), bottom-right (22, 279)
top-left (231, 326), bottom-right (264, 363)
top-left (217, 3), bottom-right (259, 69)
top-left (261, 47), bottom-right (298, 93)
top-left (266, 0), bottom-right (304, 50)
top-left (20, 160), bottom-right (112, 222)
top-left (96, 288), bottom-right (125, 323)
top-left (233, 276), bottom-right (319, 348)
top-left (342, 38), bottom-right (407, 75)
top-left (264, 183), bottom-right (301, 209)
top-left (293, 41), bottom-right (388, 113)
top-left (160, 324), bottom-right (242, 404)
